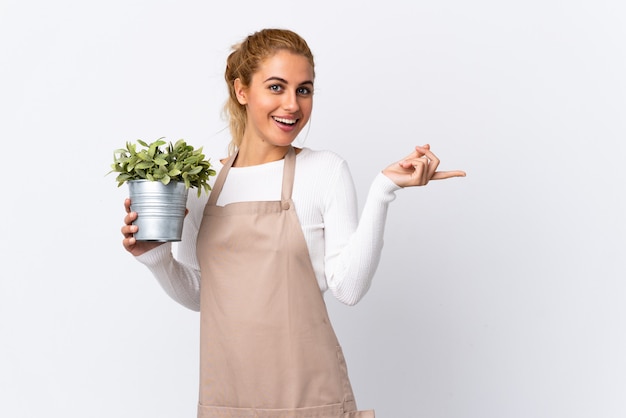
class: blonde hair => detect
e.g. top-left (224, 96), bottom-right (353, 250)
top-left (223, 28), bottom-right (315, 155)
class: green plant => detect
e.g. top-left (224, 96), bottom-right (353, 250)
top-left (109, 137), bottom-right (216, 196)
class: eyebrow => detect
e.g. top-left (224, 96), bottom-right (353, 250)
top-left (264, 76), bottom-right (314, 86)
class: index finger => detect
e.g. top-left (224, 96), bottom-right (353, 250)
top-left (431, 170), bottom-right (467, 180)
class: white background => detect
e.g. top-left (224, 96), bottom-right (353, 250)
top-left (1, 1), bottom-right (625, 417)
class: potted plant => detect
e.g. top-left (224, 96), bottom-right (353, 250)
top-left (109, 137), bottom-right (216, 242)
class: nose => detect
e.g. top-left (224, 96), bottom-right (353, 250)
top-left (282, 90), bottom-right (300, 112)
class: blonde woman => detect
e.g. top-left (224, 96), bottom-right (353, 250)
top-left (121, 28), bottom-right (465, 417)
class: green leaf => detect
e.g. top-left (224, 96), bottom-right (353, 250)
top-left (135, 161), bottom-right (154, 170)
top-left (154, 157), bottom-right (168, 166)
top-left (187, 166), bottom-right (202, 175)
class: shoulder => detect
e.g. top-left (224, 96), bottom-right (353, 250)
top-left (294, 148), bottom-right (355, 200)
top-left (297, 147), bottom-right (348, 173)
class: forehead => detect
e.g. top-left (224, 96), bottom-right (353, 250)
top-left (253, 50), bottom-right (314, 83)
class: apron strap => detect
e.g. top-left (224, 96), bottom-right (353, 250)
top-left (206, 151), bottom-right (237, 207)
top-left (281, 146), bottom-right (296, 206)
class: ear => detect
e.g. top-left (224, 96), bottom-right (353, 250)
top-left (234, 78), bottom-right (248, 105)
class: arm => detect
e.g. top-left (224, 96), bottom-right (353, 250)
top-left (121, 194), bottom-right (205, 311)
top-left (134, 242), bottom-right (201, 311)
top-left (323, 162), bottom-right (400, 306)
top-left (323, 144), bottom-right (465, 306)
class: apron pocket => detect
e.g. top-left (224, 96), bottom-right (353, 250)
top-left (198, 402), bottom-right (346, 418)
top-left (343, 411), bottom-right (376, 418)
top-left (335, 346), bottom-right (356, 405)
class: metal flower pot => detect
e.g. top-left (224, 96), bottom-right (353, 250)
top-left (128, 180), bottom-right (189, 242)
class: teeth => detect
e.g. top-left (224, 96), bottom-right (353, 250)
top-left (273, 117), bottom-right (296, 125)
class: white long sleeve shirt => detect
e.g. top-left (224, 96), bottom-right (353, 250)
top-left (135, 148), bottom-right (400, 311)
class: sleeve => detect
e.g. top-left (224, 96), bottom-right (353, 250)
top-left (133, 192), bottom-right (205, 312)
top-left (323, 163), bottom-right (401, 306)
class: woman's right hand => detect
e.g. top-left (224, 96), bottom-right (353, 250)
top-left (121, 198), bottom-right (164, 256)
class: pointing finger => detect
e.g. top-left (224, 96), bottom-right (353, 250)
top-left (431, 170), bottom-right (467, 180)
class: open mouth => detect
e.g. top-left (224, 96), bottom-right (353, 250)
top-left (272, 116), bottom-right (298, 126)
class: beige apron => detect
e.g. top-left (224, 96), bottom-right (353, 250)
top-left (196, 147), bottom-right (374, 418)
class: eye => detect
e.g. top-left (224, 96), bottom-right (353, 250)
top-left (269, 84), bottom-right (283, 93)
top-left (297, 86), bottom-right (312, 96)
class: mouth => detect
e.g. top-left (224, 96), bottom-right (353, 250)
top-left (272, 116), bottom-right (298, 126)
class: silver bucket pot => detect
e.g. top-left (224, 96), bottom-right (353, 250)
top-left (128, 180), bottom-right (189, 242)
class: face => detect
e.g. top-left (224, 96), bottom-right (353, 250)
top-left (235, 50), bottom-right (314, 149)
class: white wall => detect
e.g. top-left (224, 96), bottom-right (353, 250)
top-left (1, 1), bottom-right (625, 417)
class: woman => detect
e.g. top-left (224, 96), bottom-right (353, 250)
top-left (121, 28), bottom-right (465, 418)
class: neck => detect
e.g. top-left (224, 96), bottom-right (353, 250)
top-left (234, 141), bottom-right (292, 167)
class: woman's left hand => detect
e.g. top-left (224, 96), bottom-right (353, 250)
top-left (382, 144), bottom-right (466, 187)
